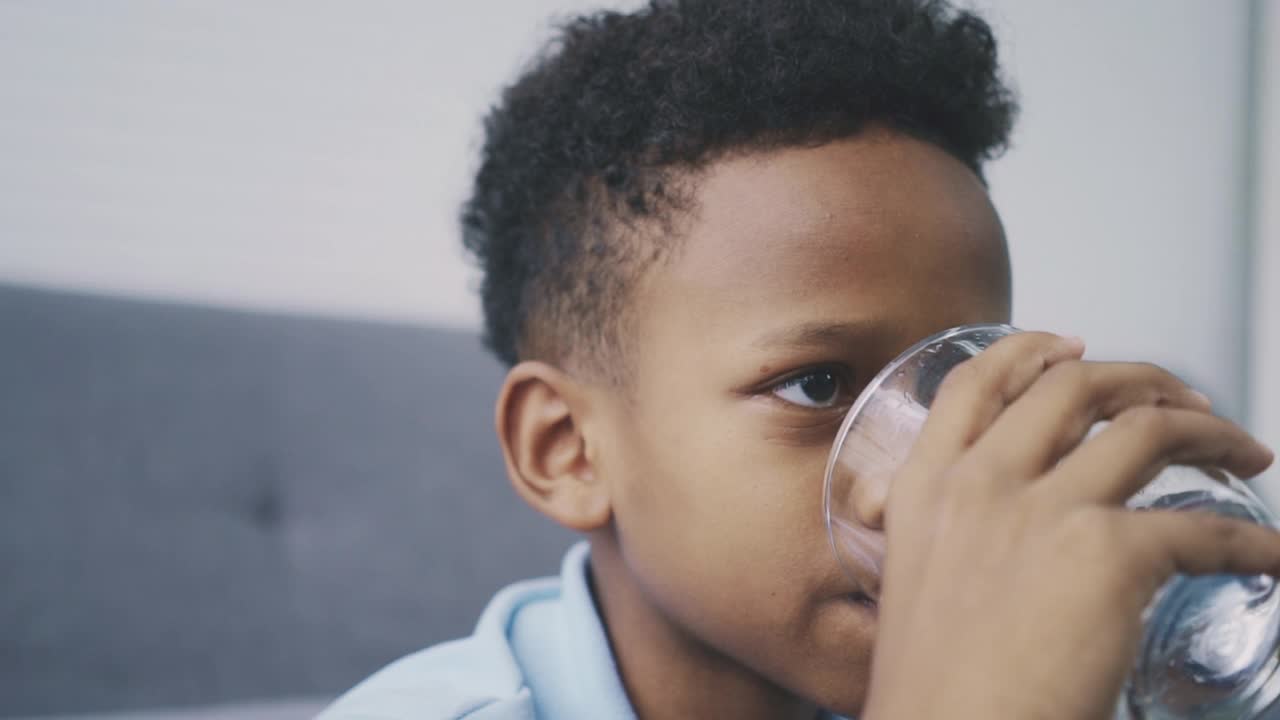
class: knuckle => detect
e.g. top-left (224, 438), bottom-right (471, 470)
top-left (1199, 513), bottom-right (1245, 545)
top-left (1103, 515), bottom-right (1171, 579)
top-left (1010, 331), bottom-right (1065, 350)
top-left (938, 358), bottom-right (984, 396)
top-left (1059, 513), bottom-right (1139, 584)
top-left (1058, 509), bottom-right (1113, 553)
top-left (1043, 359), bottom-right (1091, 394)
top-left (1115, 405), bottom-right (1171, 440)
top-left (1134, 362), bottom-right (1183, 393)
top-left (986, 331), bottom-right (1060, 366)
top-left (1134, 361), bottom-right (1172, 380)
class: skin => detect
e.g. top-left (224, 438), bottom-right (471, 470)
top-left (494, 128), bottom-right (1278, 719)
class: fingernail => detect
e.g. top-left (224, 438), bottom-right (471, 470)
top-left (1189, 390), bottom-right (1213, 408)
top-left (1062, 335), bottom-right (1086, 353)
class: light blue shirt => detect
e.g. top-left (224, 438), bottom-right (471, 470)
top-left (319, 541), bottom-right (635, 719)
top-left (320, 542), bottom-right (849, 719)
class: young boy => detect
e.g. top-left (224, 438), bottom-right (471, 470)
top-left (322, 1), bottom-right (1278, 718)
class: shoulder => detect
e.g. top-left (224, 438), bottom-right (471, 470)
top-left (316, 635), bottom-right (535, 720)
top-left (317, 575), bottom-right (562, 720)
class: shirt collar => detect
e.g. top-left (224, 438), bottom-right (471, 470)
top-left (553, 541), bottom-right (638, 717)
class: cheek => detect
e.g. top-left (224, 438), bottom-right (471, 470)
top-left (605, 400), bottom-right (833, 632)
top-left (603, 408), bottom-right (880, 708)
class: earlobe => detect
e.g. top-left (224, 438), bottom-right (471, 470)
top-left (495, 361), bottom-right (611, 532)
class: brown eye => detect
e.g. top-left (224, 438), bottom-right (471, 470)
top-left (771, 369), bottom-right (845, 408)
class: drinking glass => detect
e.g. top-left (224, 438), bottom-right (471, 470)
top-left (823, 324), bottom-right (1280, 719)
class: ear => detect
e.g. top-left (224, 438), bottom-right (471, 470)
top-left (494, 361), bottom-right (611, 532)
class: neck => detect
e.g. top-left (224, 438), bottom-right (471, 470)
top-left (587, 534), bottom-right (824, 720)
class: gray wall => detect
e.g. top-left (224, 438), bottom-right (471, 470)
top-left (0, 284), bottom-right (574, 716)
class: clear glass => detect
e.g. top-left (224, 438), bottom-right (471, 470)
top-left (823, 324), bottom-right (1280, 720)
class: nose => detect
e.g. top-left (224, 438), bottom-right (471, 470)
top-left (826, 455), bottom-right (889, 595)
top-left (850, 469), bottom-right (889, 530)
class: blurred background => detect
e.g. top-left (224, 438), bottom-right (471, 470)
top-left (1, 0), bottom-right (1276, 718)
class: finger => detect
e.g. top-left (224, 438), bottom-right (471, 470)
top-left (1044, 407), bottom-right (1274, 506)
top-left (1116, 509), bottom-right (1280, 587)
top-left (968, 360), bottom-right (1213, 483)
top-left (912, 331), bottom-right (1084, 472)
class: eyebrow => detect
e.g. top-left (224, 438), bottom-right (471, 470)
top-left (750, 320), bottom-right (882, 350)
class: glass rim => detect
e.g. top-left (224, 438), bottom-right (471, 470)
top-left (822, 322), bottom-right (1019, 578)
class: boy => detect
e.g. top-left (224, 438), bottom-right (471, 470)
top-left (322, 1), bottom-right (1278, 717)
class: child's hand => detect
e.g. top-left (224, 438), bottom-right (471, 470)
top-left (861, 332), bottom-right (1278, 720)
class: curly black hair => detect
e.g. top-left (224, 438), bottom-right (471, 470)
top-left (461, 0), bottom-right (1017, 374)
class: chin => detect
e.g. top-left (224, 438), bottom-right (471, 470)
top-left (800, 677), bottom-right (870, 719)
top-left (790, 599), bottom-right (878, 716)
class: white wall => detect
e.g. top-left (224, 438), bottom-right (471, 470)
top-left (0, 1), bottom-right (1272, 463)
top-left (976, 1), bottom-right (1253, 421)
top-left (1252, 0), bottom-right (1280, 496)
top-left (0, 0), bottom-right (622, 329)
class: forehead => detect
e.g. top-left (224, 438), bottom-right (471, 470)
top-left (633, 130), bottom-right (1011, 367)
